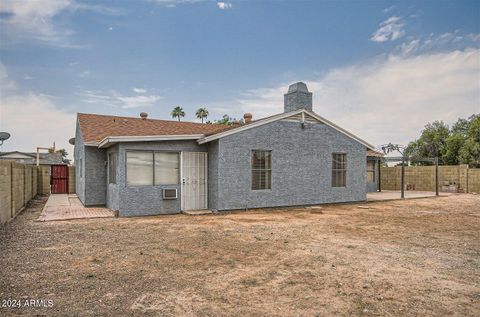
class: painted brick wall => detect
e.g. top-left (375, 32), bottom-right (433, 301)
top-left (74, 120), bottom-right (86, 203)
top-left (116, 140), bottom-right (207, 216)
top-left (212, 119), bottom-right (367, 211)
top-left (84, 146), bottom-right (107, 206)
top-left (207, 140), bottom-right (219, 211)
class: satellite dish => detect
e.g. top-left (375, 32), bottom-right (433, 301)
top-left (69, 137), bottom-right (75, 145)
top-left (0, 132), bottom-right (10, 146)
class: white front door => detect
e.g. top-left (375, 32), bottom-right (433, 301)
top-left (181, 152), bottom-right (208, 211)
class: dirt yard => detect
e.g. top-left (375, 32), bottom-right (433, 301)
top-left (1, 195), bottom-right (479, 316)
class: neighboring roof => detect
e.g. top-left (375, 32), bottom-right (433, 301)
top-left (198, 109), bottom-right (376, 150)
top-left (77, 113), bottom-right (237, 144)
top-left (0, 151), bottom-right (64, 165)
top-left (367, 149), bottom-right (384, 157)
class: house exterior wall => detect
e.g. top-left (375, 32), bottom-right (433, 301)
top-left (74, 120), bottom-right (107, 206)
top-left (115, 140), bottom-right (207, 216)
top-left (366, 158), bottom-right (380, 192)
top-left (207, 140), bottom-right (219, 211)
top-left (84, 146), bottom-right (107, 205)
top-left (211, 119), bottom-right (367, 211)
top-left (74, 121), bottom-right (86, 204)
top-left (106, 145), bottom-right (119, 212)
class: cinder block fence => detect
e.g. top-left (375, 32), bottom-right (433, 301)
top-left (380, 164), bottom-right (480, 193)
top-left (0, 161), bottom-right (76, 225)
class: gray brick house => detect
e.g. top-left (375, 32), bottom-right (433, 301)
top-left (74, 82), bottom-right (380, 216)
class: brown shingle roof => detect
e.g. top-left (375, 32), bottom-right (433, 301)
top-left (78, 113), bottom-right (237, 143)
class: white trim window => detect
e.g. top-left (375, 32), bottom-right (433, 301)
top-left (126, 151), bottom-right (180, 186)
top-left (126, 151), bottom-right (154, 186)
top-left (251, 150), bottom-right (272, 190)
top-left (332, 153), bottom-right (347, 187)
top-left (155, 152), bottom-right (179, 185)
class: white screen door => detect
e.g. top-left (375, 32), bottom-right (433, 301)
top-left (181, 152), bottom-right (208, 211)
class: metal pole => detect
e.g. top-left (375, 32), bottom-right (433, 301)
top-left (435, 157), bottom-right (439, 196)
top-left (378, 159), bottom-right (382, 192)
top-left (401, 156), bottom-right (405, 199)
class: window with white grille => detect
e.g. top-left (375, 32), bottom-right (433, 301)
top-left (251, 150), bottom-right (271, 190)
top-left (332, 153), bottom-right (347, 187)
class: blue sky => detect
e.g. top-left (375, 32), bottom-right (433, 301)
top-left (1, 0), bottom-right (479, 157)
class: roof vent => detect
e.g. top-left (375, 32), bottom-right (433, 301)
top-left (140, 112), bottom-right (148, 120)
top-left (243, 113), bottom-right (253, 123)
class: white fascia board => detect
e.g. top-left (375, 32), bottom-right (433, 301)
top-left (197, 109), bottom-right (305, 144)
top-left (84, 142), bottom-right (99, 147)
top-left (198, 109), bottom-right (375, 150)
top-left (98, 134), bottom-right (204, 148)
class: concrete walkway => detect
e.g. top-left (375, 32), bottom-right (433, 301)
top-left (37, 194), bottom-right (114, 222)
top-left (367, 190), bottom-right (453, 202)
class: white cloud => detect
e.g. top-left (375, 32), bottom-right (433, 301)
top-left (371, 16), bottom-right (405, 42)
top-left (383, 5), bottom-right (395, 13)
top-left (117, 95), bottom-right (161, 109)
top-left (0, 0), bottom-right (123, 47)
top-left (0, 63), bottom-right (16, 91)
top-left (0, 93), bottom-right (74, 157)
top-left (23, 75), bottom-right (33, 80)
top-left (149, 0), bottom-right (202, 8)
top-left (78, 70), bottom-right (90, 78)
top-left (397, 31), bottom-right (480, 56)
top-left (133, 87), bottom-right (147, 94)
top-left (217, 2), bottom-right (232, 10)
top-left (81, 90), bottom-right (161, 109)
top-left (232, 49), bottom-right (480, 148)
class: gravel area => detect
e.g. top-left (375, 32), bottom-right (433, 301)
top-left (1, 194), bottom-right (479, 316)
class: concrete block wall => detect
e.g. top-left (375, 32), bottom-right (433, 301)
top-left (468, 169), bottom-right (480, 193)
top-left (68, 166), bottom-right (75, 194)
top-left (37, 166), bottom-right (51, 195)
top-left (0, 161), bottom-right (41, 225)
top-left (380, 165), bottom-right (479, 193)
top-left (0, 161), bottom-right (12, 224)
top-left (12, 162), bottom-right (25, 214)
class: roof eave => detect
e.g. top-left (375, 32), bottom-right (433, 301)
top-left (97, 134), bottom-right (204, 148)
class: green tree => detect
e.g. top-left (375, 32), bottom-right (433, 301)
top-left (195, 107), bottom-right (209, 123)
top-left (48, 148), bottom-right (71, 164)
top-left (443, 134), bottom-right (465, 165)
top-left (171, 106), bottom-right (185, 122)
top-left (405, 120), bottom-right (450, 163)
top-left (458, 116), bottom-right (480, 167)
top-left (214, 114), bottom-right (243, 125)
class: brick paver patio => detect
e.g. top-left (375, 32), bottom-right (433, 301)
top-left (37, 194), bottom-right (114, 221)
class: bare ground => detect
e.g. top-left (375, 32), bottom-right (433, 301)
top-left (1, 194), bottom-right (479, 316)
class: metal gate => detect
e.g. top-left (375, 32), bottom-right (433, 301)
top-left (51, 165), bottom-right (69, 194)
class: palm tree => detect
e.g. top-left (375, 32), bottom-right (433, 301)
top-left (196, 107), bottom-right (209, 123)
top-left (171, 106), bottom-right (185, 122)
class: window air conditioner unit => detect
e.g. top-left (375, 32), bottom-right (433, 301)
top-left (163, 188), bottom-right (178, 199)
